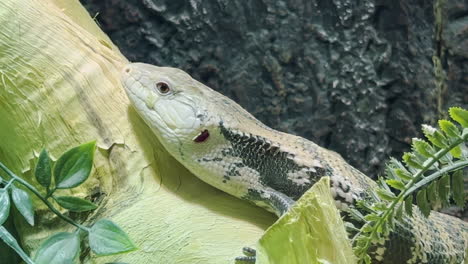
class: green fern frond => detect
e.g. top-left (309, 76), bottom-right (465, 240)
top-left (353, 107), bottom-right (468, 263)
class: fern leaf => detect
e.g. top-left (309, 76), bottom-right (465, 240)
top-left (404, 195), bottom-right (413, 217)
top-left (386, 179), bottom-right (405, 191)
top-left (403, 153), bottom-right (424, 169)
top-left (450, 145), bottom-right (462, 158)
top-left (439, 120), bottom-right (460, 138)
top-left (412, 138), bottom-right (434, 158)
top-left (422, 125), bottom-right (448, 148)
top-left (438, 174), bottom-right (451, 207)
top-left (395, 168), bottom-right (413, 181)
top-left (449, 107), bottom-right (468, 128)
top-left (376, 188), bottom-right (396, 201)
top-left (452, 170), bottom-right (465, 208)
top-left (416, 189), bottom-right (431, 217)
top-left (395, 202), bottom-right (404, 220)
top-left (427, 181), bottom-right (440, 209)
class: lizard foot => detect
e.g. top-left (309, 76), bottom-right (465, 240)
top-left (235, 247), bottom-right (256, 263)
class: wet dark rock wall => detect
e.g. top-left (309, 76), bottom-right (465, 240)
top-left (81, 0), bottom-right (468, 178)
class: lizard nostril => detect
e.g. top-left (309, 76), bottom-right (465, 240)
top-left (124, 67), bottom-right (131, 74)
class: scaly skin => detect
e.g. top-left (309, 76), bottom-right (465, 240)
top-left (121, 62), bottom-right (467, 264)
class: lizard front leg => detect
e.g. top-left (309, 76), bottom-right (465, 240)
top-left (236, 188), bottom-right (295, 263)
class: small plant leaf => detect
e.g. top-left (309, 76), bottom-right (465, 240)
top-left (395, 202), bottom-right (404, 220)
top-left (449, 145), bottom-right (462, 159)
top-left (35, 149), bottom-right (52, 188)
top-left (372, 202), bottom-right (388, 212)
top-left (363, 214), bottom-right (380, 222)
top-left (34, 232), bottom-right (80, 264)
top-left (362, 254), bottom-right (371, 264)
top-left (402, 153), bottom-right (423, 169)
top-left (395, 169), bottom-right (413, 181)
top-left (438, 120), bottom-right (460, 138)
top-left (386, 179), bottom-right (405, 191)
top-left (376, 188), bottom-right (396, 201)
top-left (438, 174), bottom-right (451, 207)
top-left (54, 141), bottom-right (96, 189)
top-left (361, 224), bottom-right (374, 233)
top-left (449, 107), bottom-right (468, 127)
top-left (422, 125), bottom-right (447, 148)
top-left (404, 195), bottom-right (413, 217)
top-left (11, 186), bottom-right (34, 226)
top-left (416, 189), bottom-right (430, 217)
top-left (427, 181), bottom-right (439, 209)
top-left (452, 171), bottom-right (465, 208)
top-left (0, 189), bottom-right (10, 225)
top-left (89, 219), bottom-right (136, 256)
top-left (55, 196), bottom-right (97, 212)
top-left (412, 138), bottom-right (434, 158)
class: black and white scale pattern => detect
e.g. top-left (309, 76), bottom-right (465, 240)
top-left (218, 122), bottom-right (329, 201)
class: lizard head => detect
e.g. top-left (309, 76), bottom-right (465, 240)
top-left (121, 62), bottom-right (228, 158)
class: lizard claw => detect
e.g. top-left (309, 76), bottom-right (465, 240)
top-left (242, 247), bottom-right (256, 256)
top-left (235, 247), bottom-right (256, 263)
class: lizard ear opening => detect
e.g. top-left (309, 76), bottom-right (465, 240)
top-left (193, 129), bottom-right (210, 143)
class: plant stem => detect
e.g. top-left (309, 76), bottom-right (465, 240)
top-left (407, 160), bottom-right (468, 194)
top-left (0, 226), bottom-right (35, 264)
top-left (4, 178), bottom-right (15, 189)
top-left (0, 161), bottom-right (90, 232)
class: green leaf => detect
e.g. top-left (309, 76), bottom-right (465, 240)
top-left (54, 141), bottom-right (96, 189)
top-left (35, 149), bottom-right (52, 188)
top-left (372, 202), bottom-right (388, 211)
top-left (404, 195), bottom-right (413, 217)
top-left (402, 153), bottom-right (423, 169)
top-left (89, 219), bottom-right (136, 256)
top-left (452, 171), bottom-right (465, 208)
top-left (11, 186), bottom-right (34, 226)
top-left (416, 189), bottom-right (430, 217)
top-left (395, 202), bottom-right (404, 220)
top-left (449, 107), bottom-right (468, 128)
top-left (0, 226), bottom-right (35, 264)
top-left (438, 174), bottom-right (451, 207)
top-left (386, 179), bottom-right (405, 191)
top-left (0, 189), bottom-right (10, 225)
top-left (384, 166), bottom-right (397, 180)
top-left (439, 120), bottom-right (460, 138)
top-left (376, 188), bottom-right (396, 201)
top-left (54, 196), bottom-right (97, 212)
top-left (412, 138), bottom-right (434, 158)
top-left (449, 145), bottom-right (462, 159)
top-left (427, 181), bottom-right (439, 209)
top-left (34, 232), bottom-right (80, 264)
top-left (362, 254), bottom-right (371, 264)
top-left (422, 125), bottom-right (447, 148)
top-left (395, 168), bottom-right (413, 181)
top-left (363, 214), bottom-right (380, 222)
top-left (361, 223), bottom-right (374, 233)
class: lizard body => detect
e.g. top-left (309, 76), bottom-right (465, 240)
top-left (122, 62), bottom-right (467, 263)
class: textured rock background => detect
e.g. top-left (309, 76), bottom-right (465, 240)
top-left (81, 0), bottom-right (468, 180)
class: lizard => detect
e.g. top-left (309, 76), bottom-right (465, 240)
top-left (121, 62), bottom-right (468, 264)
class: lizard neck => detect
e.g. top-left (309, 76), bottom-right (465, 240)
top-left (216, 121), bottom-right (331, 200)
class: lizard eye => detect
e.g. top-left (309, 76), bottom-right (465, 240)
top-left (155, 81), bottom-right (171, 95)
